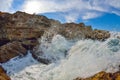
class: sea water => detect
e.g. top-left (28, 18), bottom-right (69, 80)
top-left (1, 32), bottom-right (120, 80)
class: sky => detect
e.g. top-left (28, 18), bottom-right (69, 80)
top-left (0, 0), bottom-right (120, 31)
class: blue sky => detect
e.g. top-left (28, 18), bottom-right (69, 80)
top-left (0, 0), bottom-right (120, 31)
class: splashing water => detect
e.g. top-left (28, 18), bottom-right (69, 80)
top-left (35, 34), bottom-right (73, 63)
top-left (1, 32), bottom-right (120, 80)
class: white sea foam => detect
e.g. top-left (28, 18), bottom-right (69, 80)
top-left (1, 32), bottom-right (120, 80)
top-left (35, 34), bottom-right (73, 63)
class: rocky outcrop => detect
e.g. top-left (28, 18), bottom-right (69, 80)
top-left (0, 11), bottom-right (49, 48)
top-left (0, 11), bottom-right (110, 64)
top-left (0, 11), bottom-right (110, 43)
top-left (59, 23), bottom-right (93, 39)
top-left (58, 23), bottom-right (110, 40)
top-left (74, 71), bottom-right (120, 80)
top-left (90, 29), bottom-right (110, 40)
top-left (0, 41), bottom-right (27, 63)
top-left (0, 66), bottom-right (11, 80)
top-left (0, 11), bottom-right (53, 64)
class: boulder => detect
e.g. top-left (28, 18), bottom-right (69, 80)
top-left (0, 66), bottom-right (11, 80)
top-left (0, 41), bottom-right (27, 63)
top-left (74, 71), bottom-right (120, 80)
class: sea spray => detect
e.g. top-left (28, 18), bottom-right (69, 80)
top-left (1, 32), bottom-right (120, 80)
top-left (33, 34), bottom-right (74, 63)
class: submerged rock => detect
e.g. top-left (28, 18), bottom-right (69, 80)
top-left (74, 71), bottom-right (120, 80)
top-left (0, 66), bottom-right (11, 80)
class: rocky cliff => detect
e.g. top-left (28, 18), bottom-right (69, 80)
top-left (0, 11), bottom-right (110, 63)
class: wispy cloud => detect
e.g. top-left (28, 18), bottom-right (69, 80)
top-left (0, 0), bottom-right (13, 12)
top-left (21, 0), bottom-right (120, 22)
top-left (1, 0), bottom-right (120, 22)
top-left (82, 12), bottom-right (103, 20)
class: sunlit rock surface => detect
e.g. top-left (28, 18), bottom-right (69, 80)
top-left (75, 71), bottom-right (120, 80)
top-left (0, 66), bottom-right (11, 80)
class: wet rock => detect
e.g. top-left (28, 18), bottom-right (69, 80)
top-left (32, 51), bottom-right (51, 64)
top-left (0, 66), bottom-right (11, 80)
top-left (74, 71), bottom-right (120, 80)
top-left (0, 41), bottom-right (27, 63)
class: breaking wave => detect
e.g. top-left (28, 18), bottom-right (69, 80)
top-left (1, 32), bottom-right (120, 80)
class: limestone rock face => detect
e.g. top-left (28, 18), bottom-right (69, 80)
top-left (0, 66), bottom-right (11, 80)
top-left (74, 71), bottom-right (120, 80)
top-left (0, 41), bottom-right (27, 63)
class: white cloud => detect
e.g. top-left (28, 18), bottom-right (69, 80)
top-left (0, 0), bottom-right (119, 22)
top-left (107, 0), bottom-right (120, 9)
top-left (82, 12), bottom-right (103, 20)
top-left (19, 0), bottom-right (120, 22)
top-left (64, 12), bottom-right (80, 22)
top-left (0, 0), bottom-right (13, 12)
top-left (22, 0), bottom-right (56, 14)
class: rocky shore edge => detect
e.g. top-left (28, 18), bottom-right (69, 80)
top-left (0, 11), bottom-right (118, 80)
